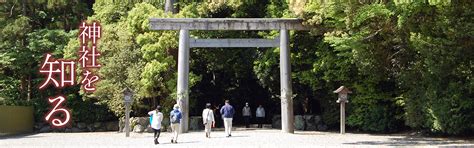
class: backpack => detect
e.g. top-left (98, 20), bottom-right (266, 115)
top-left (149, 111), bottom-right (155, 125)
top-left (149, 114), bottom-right (153, 124)
top-left (170, 111), bottom-right (179, 124)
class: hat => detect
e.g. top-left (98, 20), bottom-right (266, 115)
top-left (173, 104), bottom-right (180, 109)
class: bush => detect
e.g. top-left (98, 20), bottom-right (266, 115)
top-left (347, 83), bottom-right (405, 133)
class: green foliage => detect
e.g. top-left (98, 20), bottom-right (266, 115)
top-left (396, 2), bottom-right (474, 134)
top-left (77, 2), bottom-right (207, 117)
top-left (320, 3), bottom-right (404, 132)
top-left (1, 0), bottom-right (472, 135)
top-left (347, 83), bottom-right (405, 132)
top-left (298, 1), bottom-right (473, 134)
top-left (0, 0), bottom-right (114, 123)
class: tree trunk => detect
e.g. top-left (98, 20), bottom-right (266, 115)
top-left (22, 0), bottom-right (26, 16)
top-left (152, 96), bottom-right (156, 109)
top-left (27, 75), bottom-right (31, 101)
top-left (64, 8), bottom-right (69, 31)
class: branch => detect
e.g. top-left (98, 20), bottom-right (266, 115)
top-left (9, 3), bottom-right (15, 17)
top-left (363, 28), bottom-right (382, 41)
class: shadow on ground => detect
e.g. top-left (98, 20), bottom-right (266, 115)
top-left (0, 133), bottom-right (43, 140)
top-left (343, 136), bottom-right (474, 146)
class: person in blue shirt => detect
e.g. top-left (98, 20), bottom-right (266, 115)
top-left (220, 100), bottom-right (235, 137)
top-left (170, 104), bottom-right (182, 143)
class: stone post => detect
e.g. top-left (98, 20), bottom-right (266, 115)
top-left (177, 29), bottom-right (190, 133)
top-left (280, 29), bottom-right (294, 133)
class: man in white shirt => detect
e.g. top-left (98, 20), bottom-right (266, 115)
top-left (148, 105), bottom-right (163, 144)
top-left (256, 105), bottom-right (265, 128)
top-left (202, 103), bottom-right (215, 138)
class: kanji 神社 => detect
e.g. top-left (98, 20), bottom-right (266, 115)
top-left (78, 21), bottom-right (101, 92)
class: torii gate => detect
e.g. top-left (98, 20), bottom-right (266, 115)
top-left (149, 18), bottom-right (309, 133)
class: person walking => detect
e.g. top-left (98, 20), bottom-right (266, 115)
top-left (148, 105), bottom-right (164, 144)
top-left (256, 105), bottom-right (265, 128)
top-left (170, 104), bottom-right (182, 143)
top-left (242, 102), bottom-right (252, 128)
top-left (220, 100), bottom-right (235, 137)
top-left (202, 103), bottom-right (215, 138)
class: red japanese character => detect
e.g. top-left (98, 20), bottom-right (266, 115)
top-left (79, 21), bottom-right (101, 45)
top-left (81, 70), bottom-right (99, 92)
top-left (39, 54), bottom-right (76, 89)
top-left (44, 95), bottom-right (71, 127)
top-left (78, 45), bottom-right (101, 68)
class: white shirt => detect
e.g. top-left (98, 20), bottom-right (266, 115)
top-left (148, 110), bottom-right (163, 130)
top-left (202, 108), bottom-right (215, 124)
top-left (256, 107), bottom-right (265, 117)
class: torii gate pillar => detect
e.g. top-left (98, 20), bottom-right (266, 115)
top-left (279, 29), bottom-right (294, 133)
top-left (177, 29), bottom-right (190, 133)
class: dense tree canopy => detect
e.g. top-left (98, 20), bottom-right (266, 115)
top-left (1, 0), bottom-right (472, 135)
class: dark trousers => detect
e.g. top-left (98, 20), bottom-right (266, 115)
top-left (244, 116), bottom-right (250, 128)
top-left (257, 117), bottom-right (264, 128)
top-left (153, 128), bottom-right (161, 143)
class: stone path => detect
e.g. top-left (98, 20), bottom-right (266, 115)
top-left (1, 128), bottom-right (473, 147)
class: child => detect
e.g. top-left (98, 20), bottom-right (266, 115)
top-left (148, 105), bottom-right (163, 144)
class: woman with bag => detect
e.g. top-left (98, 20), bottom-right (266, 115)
top-left (202, 103), bottom-right (215, 138)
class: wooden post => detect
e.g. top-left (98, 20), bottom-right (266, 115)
top-left (125, 102), bottom-right (130, 137)
top-left (177, 29), bottom-right (190, 133)
top-left (334, 86), bottom-right (351, 135)
top-left (164, 0), bottom-right (176, 13)
top-left (280, 29), bottom-right (294, 134)
top-left (123, 88), bottom-right (133, 137)
top-left (340, 102), bottom-right (345, 134)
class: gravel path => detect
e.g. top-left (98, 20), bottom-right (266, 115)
top-left (1, 128), bottom-right (473, 148)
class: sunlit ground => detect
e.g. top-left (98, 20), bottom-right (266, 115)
top-left (1, 128), bottom-right (473, 148)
